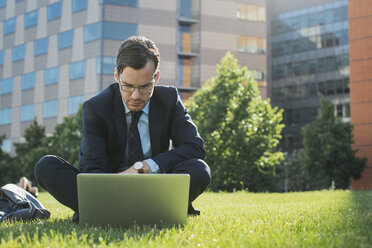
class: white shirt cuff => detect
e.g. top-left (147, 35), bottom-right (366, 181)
top-left (145, 159), bottom-right (161, 174)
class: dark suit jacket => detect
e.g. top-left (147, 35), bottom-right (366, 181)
top-left (78, 83), bottom-right (206, 173)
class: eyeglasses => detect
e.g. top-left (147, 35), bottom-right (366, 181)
top-left (119, 78), bottom-right (155, 94)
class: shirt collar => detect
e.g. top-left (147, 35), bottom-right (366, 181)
top-left (123, 100), bottom-right (150, 116)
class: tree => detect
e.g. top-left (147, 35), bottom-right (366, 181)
top-left (45, 105), bottom-right (83, 167)
top-left (273, 149), bottom-right (311, 192)
top-left (302, 98), bottom-right (366, 189)
top-left (186, 52), bottom-right (284, 191)
top-left (13, 118), bottom-right (47, 182)
top-left (0, 135), bottom-right (18, 186)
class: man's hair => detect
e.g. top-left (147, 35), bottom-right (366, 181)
top-left (116, 36), bottom-right (160, 75)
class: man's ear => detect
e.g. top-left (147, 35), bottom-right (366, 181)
top-left (154, 70), bottom-right (160, 84)
top-left (114, 67), bottom-right (119, 83)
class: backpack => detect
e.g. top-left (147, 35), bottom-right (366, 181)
top-left (0, 184), bottom-right (50, 223)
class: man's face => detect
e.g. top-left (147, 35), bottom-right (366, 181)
top-left (115, 60), bottom-right (159, 112)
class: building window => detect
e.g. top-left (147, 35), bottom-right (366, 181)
top-left (0, 50), bottom-right (4, 66)
top-left (69, 60), bottom-right (86, 80)
top-left (20, 104), bottom-right (35, 122)
top-left (237, 36), bottom-right (266, 54)
top-left (96, 56), bottom-right (116, 75)
top-left (12, 44), bottom-right (26, 62)
top-left (179, 58), bottom-right (191, 87)
top-left (179, 0), bottom-right (192, 18)
top-left (0, 108), bottom-right (12, 125)
top-left (237, 3), bottom-right (265, 22)
top-left (101, 0), bottom-right (138, 7)
top-left (22, 72), bottom-right (36, 90)
top-left (58, 30), bottom-right (74, 50)
top-left (103, 22), bottom-right (137, 40)
top-left (24, 9), bottom-right (38, 28)
top-left (249, 70), bottom-right (266, 82)
top-left (0, 0), bottom-right (6, 8)
top-left (68, 95), bottom-right (85, 115)
top-left (72, 0), bottom-right (88, 13)
top-left (84, 22), bottom-right (102, 42)
top-left (1, 78), bottom-right (13, 95)
top-left (1, 139), bottom-right (12, 153)
top-left (43, 100), bottom-right (58, 118)
top-left (179, 24), bottom-right (191, 53)
top-left (44, 66), bottom-right (60, 85)
top-left (3, 17), bottom-right (16, 35)
top-left (47, 1), bottom-right (62, 21)
top-left (34, 37), bottom-right (49, 56)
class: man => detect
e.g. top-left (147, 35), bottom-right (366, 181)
top-left (34, 36), bottom-right (211, 222)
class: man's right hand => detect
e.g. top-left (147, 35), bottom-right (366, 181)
top-left (119, 166), bottom-right (138, 174)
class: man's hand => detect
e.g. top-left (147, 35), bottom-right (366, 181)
top-left (119, 161), bottom-right (151, 174)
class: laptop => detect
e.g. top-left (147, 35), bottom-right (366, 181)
top-left (77, 174), bottom-right (190, 227)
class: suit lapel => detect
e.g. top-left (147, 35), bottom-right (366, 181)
top-left (149, 96), bottom-right (162, 156)
top-left (113, 85), bottom-right (127, 154)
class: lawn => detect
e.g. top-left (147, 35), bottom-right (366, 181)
top-left (1, 190), bottom-right (371, 248)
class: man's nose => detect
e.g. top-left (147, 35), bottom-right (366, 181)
top-left (131, 88), bottom-right (142, 99)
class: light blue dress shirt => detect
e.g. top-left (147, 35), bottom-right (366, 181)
top-left (123, 100), bottom-right (160, 173)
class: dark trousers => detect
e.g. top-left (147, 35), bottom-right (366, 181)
top-left (34, 155), bottom-right (211, 212)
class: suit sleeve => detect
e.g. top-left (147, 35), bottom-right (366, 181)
top-left (151, 93), bottom-right (206, 172)
top-left (78, 101), bottom-right (108, 173)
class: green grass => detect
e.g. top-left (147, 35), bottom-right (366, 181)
top-left (1, 190), bottom-right (371, 247)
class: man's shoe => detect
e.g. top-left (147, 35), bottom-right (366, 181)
top-left (72, 212), bottom-right (79, 223)
top-left (188, 204), bottom-right (201, 216)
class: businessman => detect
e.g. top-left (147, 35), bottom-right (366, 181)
top-left (34, 36), bottom-right (211, 222)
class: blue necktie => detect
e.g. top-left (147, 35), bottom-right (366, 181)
top-left (128, 111), bottom-right (144, 166)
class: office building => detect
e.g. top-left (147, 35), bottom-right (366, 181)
top-left (267, 0), bottom-right (350, 152)
top-left (349, 0), bottom-right (372, 189)
top-left (0, 0), bottom-right (267, 154)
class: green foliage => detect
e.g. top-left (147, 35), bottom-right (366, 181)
top-left (0, 135), bottom-right (19, 186)
top-left (1, 190), bottom-right (372, 247)
top-left (44, 106), bottom-right (83, 167)
top-left (13, 118), bottom-right (47, 182)
top-left (7, 105), bottom-right (83, 185)
top-left (302, 98), bottom-right (367, 189)
top-left (186, 52), bottom-right (284, 191)
top-left (273, 149), bottom-right (311, 192)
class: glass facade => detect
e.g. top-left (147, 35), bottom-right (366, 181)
top-left (3, 17), bottom-right (16, 35)
top-left (103, 22), bottom-right (137, 40)
top-left (24, 10), bottom-right (38, 29)
top-left (237, 3), bottom-right (266, 21)
top-left (1, 78), bottom-right (13, 94)
top-left (179, 58), bottom-right (191, 87)
top-left (21, 72), bottom-right (36, 90)
top-left (72, 0), bottom-right (88, 13)
top-left (58, 30), bottom-right (74, 50)
top-left (84, 22), bottom-right (102, 42)
top-left (69, 60), bottom-right (86, 80)
top-left (43, 100), bottom-right (58, 118)
top-left (34, 37), bottom-right (49, 56)
top-left (1, 139), bottom-right (12, 153)
top-left (180, 0), bottom-right (192, 18)
top-left (0, 0), bottom-right (6, 8)
top-left (101, 0), bottom-right (138, 7)
top-left (44, 66), bottom-right (60, 85)
top-left (270, 0), bottom-right (349, 151)
top-left (179, 24), bottom-right (191, 53)
top-left (237, 36), bottom-right (266, 54)
top-left (47, 1), bottom-right (62, 21)
top-left (97, 56), bottom-right (116, 75)
top-left (20, 104), bottom-right (35, 122)
top-left (68, 95), bottom-right (85, 115)
top-left (0, 108), bottom-right (12, 125)
top-left (12, 44), bottom-right (26, 62)
top-left (0, 50), bottom-right (4, 66)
